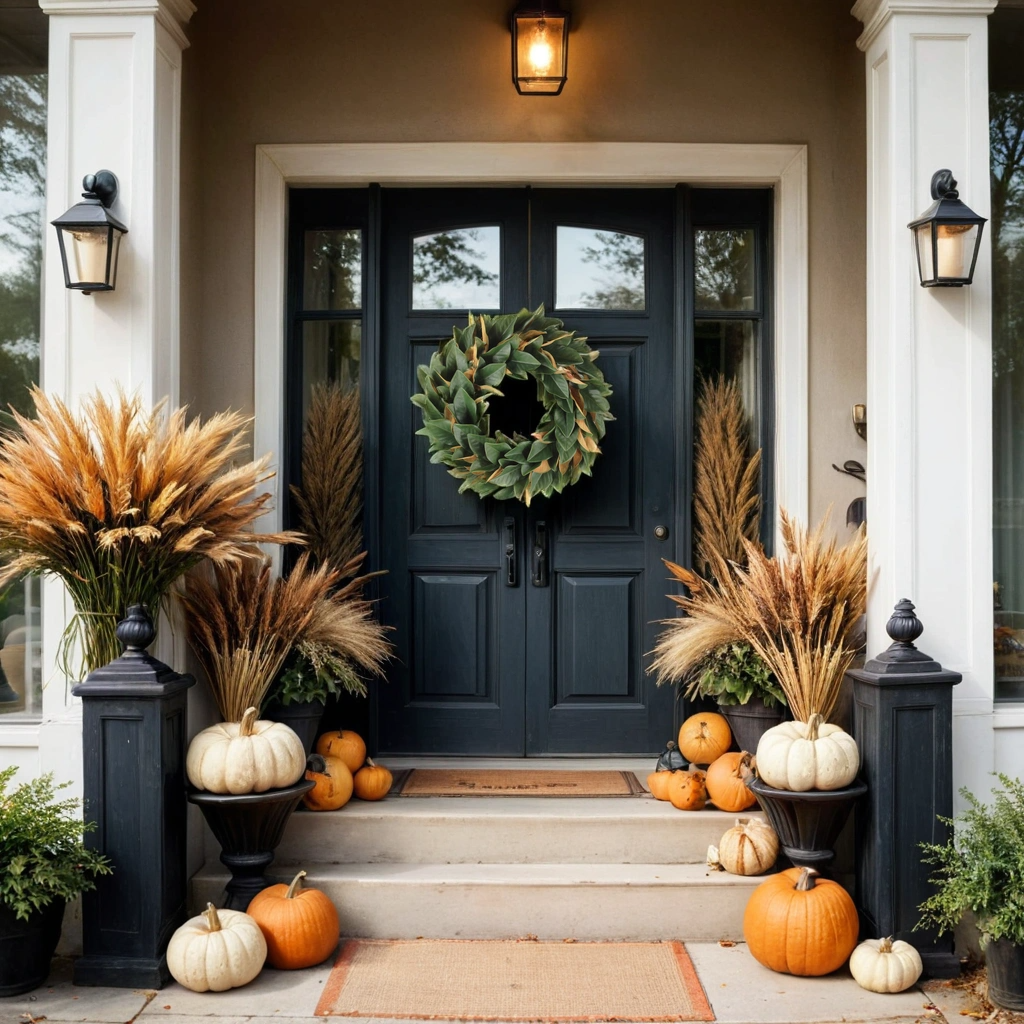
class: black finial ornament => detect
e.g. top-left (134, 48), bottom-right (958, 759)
top-left (116, 604), bottom-right (156, 652)
top-left (861, 597), bottom-right (943, 674)
top-left (886, 598), bottom-right (924, 648)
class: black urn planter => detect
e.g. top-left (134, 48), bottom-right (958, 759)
top-left (987, 938), bottom-right (1024, 1011)
top-left (188, 779), bottom-right (314, 911)
top-left (263, 699), bottom-right (326, 755)
top-left (747, 775), bottom-right (867, 868)
top-left (0, 899), bottom-right (65, 996)
top-left (719, 697), bottom-right (786, 754)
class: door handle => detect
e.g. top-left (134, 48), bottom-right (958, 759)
top-left (531, 520), bottom-right (549, 588)
top-left (504, 517), bottom-right (518, 587)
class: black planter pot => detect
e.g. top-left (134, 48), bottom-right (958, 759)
top-left (263, 699), bottom-right (326, 755)
top-left (987, 937), bottom-right (1024, 1010)
top-left (188, 779), bottom-right (315, 911)
top-left (0, 899), bottom-right (65, 996)
top-left (719, 697), bottom-right (786, 754)
top-left (747, 775), bottom-right (867, 868)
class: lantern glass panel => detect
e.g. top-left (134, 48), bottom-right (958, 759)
top-left (514, 14), bottom-right (567, 93)
top-left (935, 222), bottom-right (979, 281)
top-left (915, 223), bottom-right (935, 282)
top-left (60, 224), bottom-right (118, 288)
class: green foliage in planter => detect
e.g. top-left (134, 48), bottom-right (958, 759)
top-left (266, 643), bottom-right (365, 708)
top-left (0, 767), bottom-right (111, 921)
top-left (918, 774), bottom-right (1024, 945)
top-left (686, 641), bottom-right (787, 708)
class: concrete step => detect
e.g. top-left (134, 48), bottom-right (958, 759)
top-left (191, 861), bottom-right (761, 941)
top-left (262, 798), bottom-right (763, 865)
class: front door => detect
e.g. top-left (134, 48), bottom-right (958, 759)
top-left (377, 188), bottom-right (678, 754)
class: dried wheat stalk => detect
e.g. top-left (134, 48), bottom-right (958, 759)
top-left (179, 553), bottom-right (391, 722)
top-left (291, 382), bottom-right (363, 570)
top-left (651, 510), bottom-right (867, 723)
top-left (693, 375), bottom-right (761, 577)
top-left (0, 387), bottom-right (297, 672)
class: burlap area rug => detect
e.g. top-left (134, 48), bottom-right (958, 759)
top-left (315, 939), bottom-right (714, 1021)
top-left (390, 768), bottom-right (646, 797)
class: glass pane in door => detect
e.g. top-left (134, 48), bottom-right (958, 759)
top-left (301, 320), bottom-right (361, 423)
top-left (555, 226), bottom-right (645, 309)
top-left (412, 226), bottom-right (500, 309)
top-left (304, 229), bottom-right (362, 310)
top-left (694, 228), bottom-right (756, 310)
top-left (694, 319), bottom-right (761, 446)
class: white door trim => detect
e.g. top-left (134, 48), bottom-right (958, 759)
top-left (253, 142), bottom-right (809, 538)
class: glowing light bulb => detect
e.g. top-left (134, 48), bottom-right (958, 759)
top-left (528, 20), bottom-right (554, 75)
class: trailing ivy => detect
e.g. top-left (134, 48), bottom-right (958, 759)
top-left (0, 767), bottom-right (111, 921)
top-left (411, 306), bottom-right (613, 505)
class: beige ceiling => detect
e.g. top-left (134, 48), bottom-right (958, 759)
top-left (0, 0), bottom-right (47, 75)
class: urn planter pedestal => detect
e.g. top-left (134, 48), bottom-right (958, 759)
top-left (189, 780), bottom-right (315, 911)
top-left (747, 775), bottom-right (867, 869)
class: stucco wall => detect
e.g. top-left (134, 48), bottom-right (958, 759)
top-left (179, 0), bottom-right (867, 526)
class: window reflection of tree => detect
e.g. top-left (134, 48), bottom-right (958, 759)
top-left (413, 229), bottom-right (498, 308)
top-left (579, 231), bottom-right (645, 310)
top-left (695, 230), bottom-right (753, 310)
top-left (307, 229), bottom-right (361, 309)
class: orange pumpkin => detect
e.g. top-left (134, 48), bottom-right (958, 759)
top-left (678, 712), bottom-right (732, 765)
top-left (668, 769), bottom-right (707, 811)
top-left (316, 730), bottom-right (366, 774)
top-left (353, 758), bottom-right (393, 801)
top-left (647, 770), bottom-right (676, 801)
top-left (743, 866), bottom-right (860, 976)
top-left (303, 753), bottom-right (354, 811)
top-left (705, 752), bottom-right (758, 812)
top-left (247, 869), bottom-right (339, 969)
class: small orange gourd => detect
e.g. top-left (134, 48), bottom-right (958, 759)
top-left (743, 866), bottom-right (860, 976)
top-left (705, 751), bottom-right (758, 812)
top-left (678, 712), bottom-right (732, 765)
top-left (316, 730), bottom-right (366, 774)
top-left (303, 753), bottom-right (354, 811)
top-left (353, 758), bottom-right (393, 801)
top-left (668, 769), bottom-right (707, 811)
top-left (246, 870), bottom-right (339, 969)
top-left (647, 770), bottom-right (676, 801)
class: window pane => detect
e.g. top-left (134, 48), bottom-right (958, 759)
top-left (991, 7), bottom-right (1024, 700)
top-left (694, 228), bottom-right (756, 311)
top-left (412, 226), bottom-right (500, 310)
top-left (0, 73), bottom-right (46, 722)
top-left (302, 320), bottom-right (361, 424)
top-left (694, 319), bottom-right (760, 446)
top-left (303, 229), bottom-right (362, 310)
top-left (556, 227), bottom-right (645, 310)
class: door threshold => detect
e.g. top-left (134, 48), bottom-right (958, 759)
top-left (376, 756), bottom-right (655, 775)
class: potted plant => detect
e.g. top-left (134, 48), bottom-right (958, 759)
top-left (652, 510), bottom-right (868, 867)
top-left (180, 554), bottom-right (391, 908)
top-left (0, 768), bottom-right (111, 995)
top-left (918, 774), bottom-right (1024, 1010)
top-left (264, 381), bottom-right (382, 746)
top-left (0, 388), bottom-right (293, 674)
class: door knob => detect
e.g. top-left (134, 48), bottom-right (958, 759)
top-left (654, 525), bottom-right (669, 540)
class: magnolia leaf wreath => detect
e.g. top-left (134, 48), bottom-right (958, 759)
top-left (411, 306), bottom-right (613, 505)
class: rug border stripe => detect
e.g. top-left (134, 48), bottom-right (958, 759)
top-left (315, 938), bottom-right (716, 1022)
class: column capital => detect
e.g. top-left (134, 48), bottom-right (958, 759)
top-left (852, 0), bottom-right (997, 50)
top-left (39, 0), bottom-right (196, 49)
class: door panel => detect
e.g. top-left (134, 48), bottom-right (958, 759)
top-left (525, 190), bottom-right (678, 754)
top-left (378, 190), bottom-right (529, 755)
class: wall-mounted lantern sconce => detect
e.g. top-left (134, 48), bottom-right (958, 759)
top-left (908, 169), bottom-right (986, 287)
top-left (52, 170), bottom-right (128, 295)
top-left (852, 404), bottom-right (867, 441)
top-left (511, 1), bottom-right (569, 95)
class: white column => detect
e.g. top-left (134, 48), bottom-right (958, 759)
top-left (37, 0), bottom-right (194, 800)
top-left (853, 0), bottom-right (996, 806)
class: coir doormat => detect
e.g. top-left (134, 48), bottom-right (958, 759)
top-left (390, 768), bottom-right (646, 797)
top-left (315, 939), bottom-right (714, 1021)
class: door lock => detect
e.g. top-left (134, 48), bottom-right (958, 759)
top-left (504, 517), bottom-right (518, 587)
top-left (654, 525), bottom-right (669, 540)
top-left (532, 520), bottom-right (549, 587)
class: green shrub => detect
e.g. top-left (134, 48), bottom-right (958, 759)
top-left (917, 773), bottom-right (1024, 945)
top-left (0, 767), bottom-right (111, 921)
top-left (688, 642), bottom-right (786, 708)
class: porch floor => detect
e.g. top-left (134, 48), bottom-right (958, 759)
top-left (3, 945), bottom-right (954, 1024)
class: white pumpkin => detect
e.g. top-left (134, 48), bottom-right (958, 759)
top-left (718, 817), bottom-right (779, 875)
top-left (755, 713), bottom-right (859, 791)
top-left (167, 903), bottom-right (267, 992)
top-left (187, 706), bottom-right (305, 795)
top-left (849, 936), bottom-right (923, 993)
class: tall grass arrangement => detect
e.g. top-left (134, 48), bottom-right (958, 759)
top-left (291, 382), bottom-right (363, 571)
top-left (0, 388), bottom-right (294, 673)
top-left (180, 554), bottom-right (391, 722)
top-left (651, 510), bottom-right (867, 723)
top-left (693, 375), bottom-right (761, 578)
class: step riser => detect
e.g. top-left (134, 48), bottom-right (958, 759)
top-left (191, 876), bottom-right (753, 942)
top-left (266, 811), bottom-right (749, 865)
